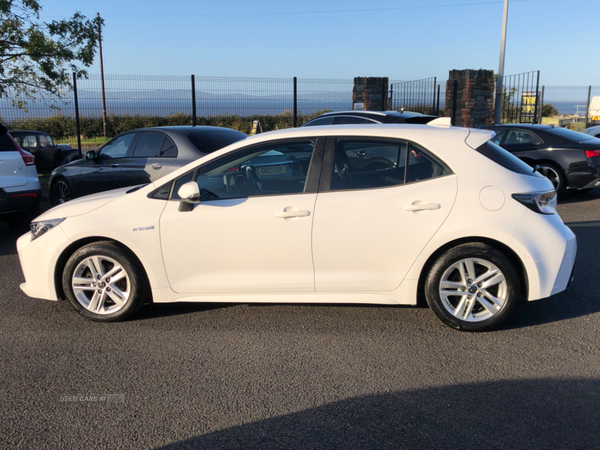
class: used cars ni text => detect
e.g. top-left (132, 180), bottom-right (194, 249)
top-left (18, 120), bottom-right (576, 331)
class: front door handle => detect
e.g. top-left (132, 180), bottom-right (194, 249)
top-left (110, 163), bottom-right (120, 168)
top-left (152, 163), bottom-right (163, 170)
top-left (402, 201), bottom-right (441, 213)
top-left (274, 206), bottom-right (311, 220)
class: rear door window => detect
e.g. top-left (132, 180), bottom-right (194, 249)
top-left (0, 134), bottom-right (20, 152)
top-left (133, 132), bottom-right (165, 158)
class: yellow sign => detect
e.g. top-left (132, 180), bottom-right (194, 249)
top-left (250, 120), bottom-right (263, 136)
top-left (592, 116), bottom-right (600, 121)
top-left (568, 122), bottom-right (585, 132)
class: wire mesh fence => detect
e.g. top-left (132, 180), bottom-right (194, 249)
top-left (499, 71), bottom-right (541, 124)
top-left (0, 74), bottom-right (359, 150)
top-left (390, 77), bottom-right (439, 115)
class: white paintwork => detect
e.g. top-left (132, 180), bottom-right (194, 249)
top-left (312, 175), bottom-right (457, 291)
top-left (0, 147), bottom-right (39, 190)
top-left (584, 124), bottom-right (600, 138)
top-left (427, 117), bottom-right (452, 128)
top-left (17, 124), bottom-right (576, 318)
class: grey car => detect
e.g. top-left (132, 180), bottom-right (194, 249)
top-left (49, 126), bottom-right (247, 205)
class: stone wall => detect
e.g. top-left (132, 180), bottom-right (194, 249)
top-left (352, 77), bottom-right (389, 111)
top-left (444, 69), bottom-right (494, 128)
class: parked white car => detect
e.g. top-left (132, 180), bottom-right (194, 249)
top-left (17, 120), bottom-right (576, 331)
top-left (584, 125), bottom-right (600, 138)
top-left (0, 124), bottom-right (41, 228)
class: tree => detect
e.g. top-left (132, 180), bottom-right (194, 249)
top-left (542, 103), bottom-right (559, 117)
top-left (0, 1), bottom-right (102, 108)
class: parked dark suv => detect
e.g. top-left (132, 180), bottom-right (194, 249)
top-left (9, 130), bottom-right (82, 174)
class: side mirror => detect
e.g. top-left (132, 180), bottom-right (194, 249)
top-left (0, 123), bottom-right (7, 137)
top-left (86, 150), bottom-right (96, 160)
top-left (177, 181), bottom-right (200, 212)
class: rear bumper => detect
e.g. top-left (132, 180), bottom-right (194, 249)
top-left (0, 188), bottom-right (41, 215)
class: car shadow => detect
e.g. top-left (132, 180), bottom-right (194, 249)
top-left (133, 302), bottom-right (233, 321)
top-left (558, 187), bottom-right (600, 204)
top-left (154, 378), bottom-right (600, 450)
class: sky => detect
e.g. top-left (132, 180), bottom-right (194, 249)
top-left (39, 0), bottom-right (599, 86)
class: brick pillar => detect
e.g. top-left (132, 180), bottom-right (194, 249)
top-left (353, 77), bottom-right (389, 111)
top-left (444, 69), bottom-right (494, 128)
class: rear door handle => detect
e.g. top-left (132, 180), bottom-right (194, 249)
top-left (110, 163), bottom-right (120, 168)
top-left (402, 201), bottom-right (441, 213)
top-left (274, 206), bottom-right (311, 220)
top-left (152, 163), bottom-right (163, 170)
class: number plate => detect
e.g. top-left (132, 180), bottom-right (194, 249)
top-left (258, 165), bottom-right (287, 176)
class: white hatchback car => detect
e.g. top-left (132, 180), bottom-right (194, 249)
top-left (0, 124), bottom-right (41, 227)
top-left (17, 120), bottom-right (576, 331)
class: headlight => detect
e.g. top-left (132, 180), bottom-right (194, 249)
top-left (30, 218), bottom-right (66, 241)
top-left (512, 190), bottom-right (557, 215)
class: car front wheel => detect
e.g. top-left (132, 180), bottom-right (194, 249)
top-left (424, 243), bottom-right (521, 332)
top-left (50, 178), bottom-right (72, 205)
top-left (62, 241), bottom-right (147, 321)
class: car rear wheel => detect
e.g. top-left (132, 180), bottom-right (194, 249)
top-left (424, 243), bottom-right (521, 332)
top-left (537, 163), bottom-right (566, 195)
top-left (62, 241), bottom-right (147, 321)
top-left (50, 178), bottom-right (72, 205)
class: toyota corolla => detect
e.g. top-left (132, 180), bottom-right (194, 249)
top-left (17, 119), bottom-right (576, 331)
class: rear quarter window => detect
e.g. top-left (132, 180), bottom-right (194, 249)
top-left (188, 130), bottom-right (246, 154)
top-left (0, 134), bottom-right (20, 152)
top-left (475, 141), bottom-right (538, 176)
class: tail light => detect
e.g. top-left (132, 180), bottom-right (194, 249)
top-left (19, 149), bottom-right (36, 166)
top-left (512, 190), bottom-right (557, 215)
top-left (585, 150), bottom-right (600, 158)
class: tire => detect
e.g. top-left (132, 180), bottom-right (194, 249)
top-left (50, 178), bottom-right (72, 206)
top-left (62, 241), bottom-right (147, 321)
top-left (537, 163), bottom-right (566, 195)
top-left (424, 243), bottom-right (521, 332)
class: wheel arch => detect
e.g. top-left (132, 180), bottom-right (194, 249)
top-left (416, 236), bottom-right (529, 306)
top-left (54, 236), bottom-right (152, 302)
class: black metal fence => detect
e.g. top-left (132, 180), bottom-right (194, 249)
top-left (390, 77), bottom-right (439, 115)
top-left (499, 70), bottom-right (540, 124)
top-left (0, 75), bottom-right (357, 151)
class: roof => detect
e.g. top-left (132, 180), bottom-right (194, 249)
top-left (129, 125), bottom-right (245, 135)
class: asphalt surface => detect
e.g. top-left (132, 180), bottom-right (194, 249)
top-left (0, 189), bottom-right (599, 450)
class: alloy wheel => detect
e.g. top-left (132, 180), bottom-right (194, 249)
top-left (72, 255), bottom-right (131, 315)
top-left (538, 165), bottom-right (560, 191)
top-left (51, 180), bottom-right (71, 205)
top-left (438, 258), bottom-right (508, 322)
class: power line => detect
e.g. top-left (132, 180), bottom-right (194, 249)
top-left (46, 0), bottom-right (534, 19)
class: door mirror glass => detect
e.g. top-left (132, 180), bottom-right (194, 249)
top-left (86, 150), bottom-right (96, 160)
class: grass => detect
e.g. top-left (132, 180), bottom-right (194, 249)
top-left (55, 136), bottom-right (111, 150)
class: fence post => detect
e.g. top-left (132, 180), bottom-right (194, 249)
top-left (533, 71), bottom-right (540, 124)
top-left (389, 84), bottom-right (393, 110)
top-left (451, 80), bottom-right (458, 126)
top-left (191, 75), bottom-right (197, 127)
top-left (584, 85), bottom-right (592, 128)
top-left (538, 85), bottom-right (545, 124)
top-left (431, 77), bottom-right (437, 115)
top-left (436, 85), bottom-right (441, 116)
top-left (293, 77), bottom-right (298, 127)
top-left (72, 73), bottom-right (82, 154)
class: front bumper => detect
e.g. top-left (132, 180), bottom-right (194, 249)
top-left (0, 188), bottom-right (41, 215)
top-left (17, 225), bottom-right (71, 301)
